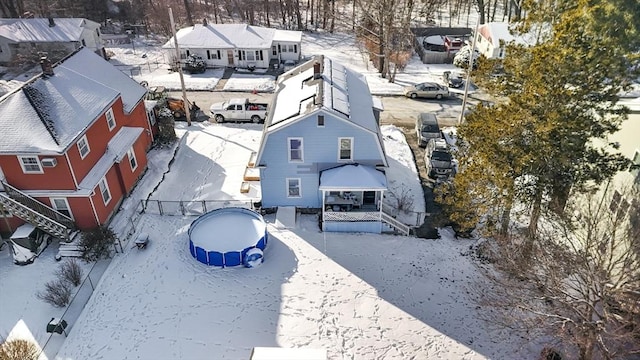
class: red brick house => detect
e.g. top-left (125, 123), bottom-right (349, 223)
top-left (0, 48), bottom-right (154, 239)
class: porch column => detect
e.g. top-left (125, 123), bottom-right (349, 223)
top-left (379, 190), bottom-right (385, 233)
top-left (321, 190), bottom-right (326, 222)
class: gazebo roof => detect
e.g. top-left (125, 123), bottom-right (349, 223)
top-left (319, 164), bottom-right (387, 191)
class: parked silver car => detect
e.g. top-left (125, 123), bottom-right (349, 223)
top-left (415, 113), bottom-right (441, 148)
top-left (404, 82), bottom-right (450, 99)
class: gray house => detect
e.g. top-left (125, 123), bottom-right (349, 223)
top-left (0, 17), bottom-right (105, 65)
top-left (162, 21), bottom-right (302, 69)
top-left (255, 56), bottom-right (400, 233)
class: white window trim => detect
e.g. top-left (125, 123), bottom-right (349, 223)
top-left (98, 177), bottom-right (112, 205)
top-left (287, 178), bottom-right (301, 198)
top-left (50, 197), bottom-right (73, 220)
top-left (288, 137), bottom-right (304, 162)
top-left (106, 108), bottom-right (116, 131)
top-left (127, 147), bottom-right (138, 171)
top-left (77, 135), bottom-right (90, 159)
top-left (338, 137), bottom-right (354, 161)
top-left (18, 156), bottom-right (43, 174)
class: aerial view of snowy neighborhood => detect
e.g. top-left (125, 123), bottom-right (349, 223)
top-left (0, 1), bottom-right (638, 359)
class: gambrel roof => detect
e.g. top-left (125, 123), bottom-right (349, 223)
top-left (0, 48), bottom-right (146, 154)
top-left (0, 18), bottom-right (99, 43)
top-left (255, 55), bottom-right (388, 167)
top-left (162, 23), bottom-right (302, 50)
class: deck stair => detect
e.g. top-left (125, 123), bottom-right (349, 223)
top-left (0, 181), bottom-right (75, 240)
top-left (380, 205), bottom-right (411, 236)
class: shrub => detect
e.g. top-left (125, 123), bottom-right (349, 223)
top-left (55, 259), bottom-right (83, 286)
top-left (79, 226), bottom-right (117, 262)
top-left (37, 279), bottom-right (71, 307)
top-left (0, 338), bottom-right (40, 360)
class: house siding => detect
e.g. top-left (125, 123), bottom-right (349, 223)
top-left (90, 165), bottom-right (125, 226)
top-left (0, 154), bottom-right (75, 190)
top-left (259, 112), bottom-right (386, 208)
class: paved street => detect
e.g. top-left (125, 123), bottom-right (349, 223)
top-left (171, 90), bottom-right (481, 128)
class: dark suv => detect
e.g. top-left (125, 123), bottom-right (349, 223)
top-left (424, 138), bottom-right (455, 182)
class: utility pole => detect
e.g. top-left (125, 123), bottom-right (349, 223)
top-left (169, 7), bottom-right (192, 126)
top-left (459, 18), bottom-right (480, 125)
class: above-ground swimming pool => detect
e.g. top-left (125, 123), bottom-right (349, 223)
top-left (188, 207), bottom-right (268, 268)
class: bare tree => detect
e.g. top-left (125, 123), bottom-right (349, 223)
top-left (475, 184), bottom-right (640, 359)
top-left (355, 0), bottom-right (415, 80)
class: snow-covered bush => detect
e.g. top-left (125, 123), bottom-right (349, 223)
top-left (37, 279), bottom-right (72, 307)
top-left (56, 259), bottom-right (83, 287)
top-left (453, 45), bottom-right (480, 70)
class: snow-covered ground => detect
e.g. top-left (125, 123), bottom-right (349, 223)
top-left (50, 123), bottom-right (530, 360)
top-left (0, 29), bottom-right (553, 360)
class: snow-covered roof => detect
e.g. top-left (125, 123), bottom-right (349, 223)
top-left (269, 56), bottom-right (379, 132)
top-left (478, 22), bottom-right (542, 48)
top-left (61, 49), bottom-right (147, 114)
top-left (0, 49), bottom-right (146, 154)
top-left (0, 18), bottom-right (98, 43)
top-left (162, 23), bottom-right (301, 50)
top-left (319, 164), bottom-right (387, 190)
top-left (78, 127), bottom-right (143, 191)
top-left (256, 55), bottom-right (387, 166)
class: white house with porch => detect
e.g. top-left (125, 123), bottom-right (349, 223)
top-left (254, 56), bottom-right (408, 234)
top-left (162, 21), bottom-right (302, 69)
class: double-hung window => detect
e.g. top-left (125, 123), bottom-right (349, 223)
top-left (338, 137), bottom-right (353, 161)
top-left (98, 177), bottom-right (112, 205)
top-left (127, 147), bottom-right (138, 171)
top-left (288, 138), bottom-right (303, 162)
top-left (106, 108), bottom-right (115, 131)
top-left (287, 178), bottom-right (301, 197)
top-left (18, 156), bottom-right (43, 173)
top-left (77, 135), bottom-right (90, 159)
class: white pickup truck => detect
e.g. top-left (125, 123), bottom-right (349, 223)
top-left (209, 98), bottom-right (269, 123)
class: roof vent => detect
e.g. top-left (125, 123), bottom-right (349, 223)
top-left (48, 17), bottom-right (55, 27)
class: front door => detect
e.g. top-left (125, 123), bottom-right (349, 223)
top-left (363, 191), bottom-right (376, 207)
top-left (227, 50), bottom-right (234, 66)
top-left (50, 198), bottom-right (73, 219)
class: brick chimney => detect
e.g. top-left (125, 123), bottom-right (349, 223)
top-left (48, 17), bottom-right (55, 27)
top-left (313, 61), bottom-right (321, 79)
top-left (40, 55), bottom-right (54, 76)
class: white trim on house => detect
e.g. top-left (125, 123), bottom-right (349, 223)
top-left (338, 137), bottom-right (354, 161)
top-left (98, 177), bottom-right (111, 205)
top-left (18, 155), bottom-right (43, 174)
top-left (50, 197), bottom-right (74, 219)
top-left (127, 147), bottom-right (138, 171)
top-left (286, 178), bottom-right (301, 198)
top-left (77, 134), bottom-right (90, 159)
top-left (288, 137), bottom-right (304, 162)
top-left (106, 108), bottom-right (116, 131)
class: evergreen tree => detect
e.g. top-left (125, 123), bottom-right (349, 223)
top-left (441, 0), bottom-right (639, 238)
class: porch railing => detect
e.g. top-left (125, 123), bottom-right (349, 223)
top-left (323, 211), bottom-right (380, 222)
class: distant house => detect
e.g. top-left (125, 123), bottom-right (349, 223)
top-left (475, 22), bottom-right (540, 59)
top-left (162, 21), bottom-right (302, 69)
top-left (254, 56), bottom-right (410, 234)
top-left (0, 17), bottom-right (106, 65)
top-left (0, 48), bottom-right (154, 239)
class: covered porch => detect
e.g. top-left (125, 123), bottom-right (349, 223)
top-left (319, 164), bottom-right (387, 233)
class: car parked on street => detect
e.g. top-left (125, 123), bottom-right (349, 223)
top-left (443, 71), bottom-right (464, 88)
top-left (404, 82), bottom-right (449, 99)
top-left (415, 113), bottom-right (441, 147)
